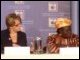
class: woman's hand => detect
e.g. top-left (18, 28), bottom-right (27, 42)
top-left (12, 44), bottom-right (20, 47)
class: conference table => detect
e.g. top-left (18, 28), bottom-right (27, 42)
top-left (1, 47), bottom-right (79, 59)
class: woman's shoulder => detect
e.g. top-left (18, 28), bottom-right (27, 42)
top-left (18, 31), bottom-right (26, 36)
top-left (1, 29), bottom-right (9, 35)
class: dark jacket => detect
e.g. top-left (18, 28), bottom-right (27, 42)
top-left (1, 29), bottom-right (27, 54)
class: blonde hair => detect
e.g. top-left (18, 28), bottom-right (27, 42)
top-left (6, 13), bottom-right (22, 28)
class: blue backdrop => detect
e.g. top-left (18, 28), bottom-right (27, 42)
top-left (1, 1), bottom-right (79, 47)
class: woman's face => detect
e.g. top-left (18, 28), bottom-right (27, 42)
top-left (10, 20), bottom-right (22, 32)
top-left (57, 26), bottom-right (72, 38)
top-left (61, 26), bottom-right (71, 35)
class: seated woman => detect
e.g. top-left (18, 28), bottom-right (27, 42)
top-left (47, 18), bottom-right (79, 53)
top-left (1, 13), bottom-right (27, 54)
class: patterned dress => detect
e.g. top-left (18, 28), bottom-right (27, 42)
top-left (47, 33), bottom-right (79, 53)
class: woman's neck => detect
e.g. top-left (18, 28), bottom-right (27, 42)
top-left (9, 29), bottom-right (17, 34)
